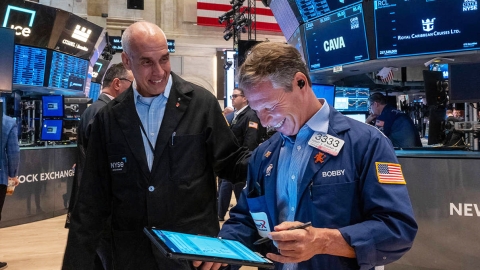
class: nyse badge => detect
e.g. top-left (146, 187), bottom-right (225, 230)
top-left (314, 152), bottom-right (326, 163)
top-left (264, 151), bottom-right (271, 158)
top-left (266, 164), bottom-right (273, 176)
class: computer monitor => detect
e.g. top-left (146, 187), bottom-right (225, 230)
top-left (42, 95), bottom-right (64, 117)
top-left (64, 97), bottom-right (93, 118)
top-left (344, 113), bottom-right (367, 123)
top-left (334, 87), bottom-right (370, 112)
top-left (311, 84), bottom-right (335, 105)
top-left (40, 119), bottom-right (63, 141)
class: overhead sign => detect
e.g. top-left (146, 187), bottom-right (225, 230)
top-left (108, 35), bottom-right (123, 52)
top-left (167, 39), bottom-right (175, 53)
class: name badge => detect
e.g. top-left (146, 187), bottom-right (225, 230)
top-left (250, 211), bottom-right (271, 238)
top-left (308, 132), bottom-right (344, 156)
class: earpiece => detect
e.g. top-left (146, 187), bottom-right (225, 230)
top-left (297, 79), bottom-right (305, 89)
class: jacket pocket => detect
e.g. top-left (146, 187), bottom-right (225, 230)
top-left (168, 132), bottom-right (207, 182)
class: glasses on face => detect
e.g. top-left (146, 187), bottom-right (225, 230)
top-left (119, 78), bottom-right (133, 84)
top-left (230, 94), bottom-right (244, 99)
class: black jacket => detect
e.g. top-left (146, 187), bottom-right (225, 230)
top-left (230, 106), bottom-right (266, 150)
top-left (63, 73), bottom-right (249, 269)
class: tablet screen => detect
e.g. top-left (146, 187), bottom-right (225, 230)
top-left (152, 229), bottom-right (272, 265)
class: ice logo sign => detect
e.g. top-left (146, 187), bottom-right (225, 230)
top-left (2, 5), bottom-right (36, 37)
top-left (72, 25), bottom-right (92, 42)
top-left (422, 18), bottom-right (435, 32)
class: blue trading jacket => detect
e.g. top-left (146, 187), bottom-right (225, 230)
top-left (219, 105), bottom-right (418, 270)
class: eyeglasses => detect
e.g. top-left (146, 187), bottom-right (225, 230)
top-left (119, 78), bottom-right (133, 84)
top-left (230, 94), bottom-right (244, 99)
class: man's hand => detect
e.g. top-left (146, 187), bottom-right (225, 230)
top-left (192, 260), bottom-right (227, 270)
top-left (366, 114), bottom-right (377, 124)
top-left (9, 176), bottom-right (20, 186)
top-left (265, 221), bottom-right (355, 264)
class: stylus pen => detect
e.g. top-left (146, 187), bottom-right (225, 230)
top-left (253, 221), bottom-right (312, 245)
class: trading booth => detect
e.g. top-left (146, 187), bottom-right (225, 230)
top-left (0, 0), bottom-right (108, 227)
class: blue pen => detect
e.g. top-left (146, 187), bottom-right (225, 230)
top-left (253, 222), bottom-right (312, 245)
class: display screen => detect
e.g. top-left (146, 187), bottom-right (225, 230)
top-left (449, 63), bottom-right (480, 103)
top-left (270, 0), bottom-right (301, 40)
top-left (152, 229), bottom-right (272, 265)
top-left (91, 59), bottom-right (109, 83)
top-left (41, 119), bottom-right (63, 141)
top-left (304, 4), bottom-right (369, 71)
top-left (334, 87), bottom-right (369, 112)
top-left (0, 1), bottom-right (57, 48)
top-left (294, 0), bottom-right (362, 22)
top-left (42, 95), bottom-right (64, 117)
top-left (64, 97), bottom-right (92, 118)
top-left (50, 11), bottom-right (103, 59)
top-left (312, 84), bottom-right (335, 105)
top-left (344, 113), bottom-right (366, 122)
top-left (48, 51), bottom-right (88, 91)
top-left (374, 0), bottom-right (480, 58)
top-left (13, 45), bottom-right (47, 86)
top-left (429, 63), bottom-right (449, 79)
top-left (287, 24), bottom-right (306, 63)
top-left (0, 27), bottom-right (14, 92)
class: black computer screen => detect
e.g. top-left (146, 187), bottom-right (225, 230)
top-left (334, 87), bottom-right (369, 112)
top-left (449, 63), bottom-right (480, 103)
top-left (48, 51), bottom-right (88, 91)
top-left (374, 0), bottom-right (480, 58)
top-left (304, 4), bottom-right (369, 71)
top-left (42, 95), bottom-right (64, 117)
top-left (0, 27), bottom-right (14, 92)
top-left (311, 84), bottom-right (335, 105)
top-left (40, 119), bottom-right (63, 141)
top-left (13, 45), bottom-right (47, 87)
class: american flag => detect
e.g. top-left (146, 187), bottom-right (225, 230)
top-left (375, 162), bottom-right (406, 184)
top-left (196, 0), bottom-right (281, 32)
top-left (377, 67), bottom-right (395, 83)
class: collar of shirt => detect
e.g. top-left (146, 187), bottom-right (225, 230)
top-left (279, 98), bottom-right (330, 144)
top-left (233, 105), bottom-right (249, 120)
top-left (132, 74), bottom-right (172, 104)
top-left (102, 93), bottom-right (114, 101)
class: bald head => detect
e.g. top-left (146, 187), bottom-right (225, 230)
top-left (121, 22), bottom-right (167, 55)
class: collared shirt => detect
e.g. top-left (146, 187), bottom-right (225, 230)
top-left (132, 74), bottom-right (173, 170)
top-left (276, 99), bottom-right (330, 270)
top-left (102, 92), bottom-right (114, 101)
top-left (232, 105), bottom-right (249, 123)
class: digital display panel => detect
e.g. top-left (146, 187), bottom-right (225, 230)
top-left (89, 82), bottom-right (101, 101)
top-left (429, 63), bottom-right (449, 79)
top-left (49, 51), bottom-right (88, 91)
top-left (51, 11), bottom-right (103, 59)
top-left (270, 0), bottom-right (301, 40)
top-left (13, 45), bottom-right (47, 86)
top-left (334, 87), bottom-right (369, 112)
top-left (0, 1), bottom-right (57, 48)
top-left (311, 84), bottom-right (335, 105)
top-left (108, 35), bottom-right (123, 52)
top-left (294, 0), bottom-right (362, 22)
top-left (374, 0), bottom-right (480, 58)
top-left (91, 59), bottom-right (109, 83)
top-left (304, 4), bottom-right (369, 71)
top-left (0, 27), bottom-right (14, 92)
top-left (287, 24), bottom-right (306, 62)
top-left (344, 113), bottom-right (367, 123)
top-left (40, 119), bottom-right (63, 141)
top-left (167, 39), bottom-right (175, 53)
top-left (42, 95), bottom-right (64, 117)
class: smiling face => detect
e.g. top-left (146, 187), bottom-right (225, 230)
top-left (246, 78), bottom-right (312, 136)
top-left (121, 23), bottom-right (170, 97)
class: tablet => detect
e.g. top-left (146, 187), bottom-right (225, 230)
top-left (144, 227), bottom-right (274, 269)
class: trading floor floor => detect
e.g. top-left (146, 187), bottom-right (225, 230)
top-left (0, 206), bottom-right (255, 269)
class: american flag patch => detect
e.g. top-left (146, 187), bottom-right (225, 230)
top-left (375, 162), bottom-right (406, 184)
top-left (249, 121), bottom-right (258, 129)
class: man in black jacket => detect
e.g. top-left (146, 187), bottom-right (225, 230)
top-left (65, 63), bottom-right (133, 269)
top-left (218, 88), bottom-right (266, 221)
top-left (62, 21), bottom-right (248, 270)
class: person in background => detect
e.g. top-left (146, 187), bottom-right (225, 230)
top-left (62, 21), bottom-right (248, 270)
top-left (453, 109), bottom-right (462, 119)
top-left (218, 88), bottom-right (266, 221)
top-left (0, 114), bottom-right (20, 270)
top-left (65, 63), bottom-right (134, 270)
top-left (443, 109), bottom-right (465, 147)
top-left (199, 42), bottom-right (417, 270)
top-left (367, 92), bottom-right (422, 148)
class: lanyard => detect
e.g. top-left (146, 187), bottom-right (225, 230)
top-left (139, 123), bottom-right (155, 154)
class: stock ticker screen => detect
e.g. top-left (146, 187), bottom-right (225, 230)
top-left (304, 3), bottom-right (369, 71)
top-left (48, 51), bottom-right (88, 91)
top-left (334, 87), bottom-right (370, 112)
top-left (375, 0), bottom-right (479, 58)
top-left (294, 0), bottom-right (362, 22)
top-left (13, 45), bottom-right (47, 86)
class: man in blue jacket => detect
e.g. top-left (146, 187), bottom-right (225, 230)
top-left (206, 43), bottom-right (417, 270)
